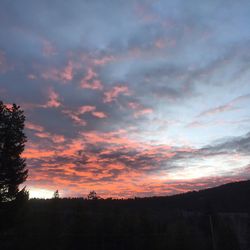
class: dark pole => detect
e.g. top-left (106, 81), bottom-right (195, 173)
top-left (209, 215), bottom-right (216, 250)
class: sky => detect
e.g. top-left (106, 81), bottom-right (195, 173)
top-left (0, 0), bottom-right (250, 199)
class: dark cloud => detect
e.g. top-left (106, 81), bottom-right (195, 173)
top-left (202, 132), bottom-right (250, 155)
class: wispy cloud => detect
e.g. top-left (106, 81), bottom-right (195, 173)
top-left (197, 94), bottom-right (250, 117)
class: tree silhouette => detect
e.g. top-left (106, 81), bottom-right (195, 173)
top-left (0, 102), bottom-right (28, 202)
top-left (87, 190), bottom-right (99, 200)
top-left (53, 190), bottom-right (60, 199)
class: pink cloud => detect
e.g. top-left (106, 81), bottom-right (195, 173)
top-left (81, 79), bottom-right (103, 90)
top-left (41, 61), bottom-right (74, 83)
top-left (25, 88), bottom-right (61, 110)
top-left (78, 106), bottom-right (107, 118)
top-left (61, 61), bottom-right (73, 81)
top-left (85, 68), bottom-right (97, 81)
top-left (45, 88), bottom-right (61, 108)
top-left (134, 108), bottom-right (153, 118)
top-left (63, 105), bottom-right (107, 124)
top-left (92, 111), bottom-right (107, 118)
top-left (128, 102), bottom-right (140, 110)
top-left (103, 85), bottom-right (131, 103)
top-left (128, 102), bottom-right (153, 117)
top-left (80, 68), bottom-right (103, 90)
top-left (62, 109), bottom-right (87, 126)
top-left (26, 122), bottom-right (44, 132)
top-left (78, 105), bottom-right (96, 114)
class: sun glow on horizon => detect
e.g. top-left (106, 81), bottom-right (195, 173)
top-left (29, 188), bottom-right (54, 199)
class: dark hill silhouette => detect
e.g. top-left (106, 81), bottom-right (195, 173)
top-left (0, 180), bottom-right (249, 250)
top-left (145, 179), bottom-right (250, 213)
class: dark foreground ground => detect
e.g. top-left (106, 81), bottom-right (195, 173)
top-left (1, 180), bottom-right (250, 250)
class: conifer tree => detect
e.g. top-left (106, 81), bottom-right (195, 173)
top-left (0, 101), bottom-right (28, 202)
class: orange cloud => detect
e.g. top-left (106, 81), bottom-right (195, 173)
top-left (23, 148), bottom-right (55, 159)
top-left (35, 132), bottom-right (65, 143)
top-left (24, 118), bottom-right (250, 198)
top-left (25, 127), bottom-right (249, 198)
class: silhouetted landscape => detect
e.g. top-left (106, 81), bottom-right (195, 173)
top-left (1, 180), bottom-right (250, 250)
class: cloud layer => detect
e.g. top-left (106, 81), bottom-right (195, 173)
top-left (1, 0), bottom-right (250, 197)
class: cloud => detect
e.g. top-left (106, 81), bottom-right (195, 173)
top-left (61, 61), bottom-right (73, 81)
top-left (197, 103), bottom-right (236, 117)
top-left (41, 60), bottom-right (76, 83)
top-left (93, 55), bottom-right (115, 65)
top-left (61, 105), bottom-right (108, 127)
top-left (103, 85), bottom-right (131, 103)
top-left (127, 102), bottom-right (153, 118)
top-left (34, 132), bottom-right (65, 143)
top-left (62, 109), bottom-right (87, 126)
top-left (23, 128), bottom-right (250, 197)
top-left (78, 105), bottom-right (96, 114)
top-left (201, 132), bottom-right (250, 156)
top-left (197, 94), bottom-right (250, 117)
top-left (80, 67), bottom-right (103, 90)
top-left (2, 0), bottom-right (250, 197)
top-left (44, 88), bottom-right (61, 108)
top-left (92, 111), bottom-right (107, 118)
top-left (26, 122), bottom-right (44, 132)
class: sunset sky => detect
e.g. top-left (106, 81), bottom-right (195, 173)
top-left (1, 0), bottom-right (250, 198)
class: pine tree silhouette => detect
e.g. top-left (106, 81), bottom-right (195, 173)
top-left (0, 102), bottom-right (28, 202)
